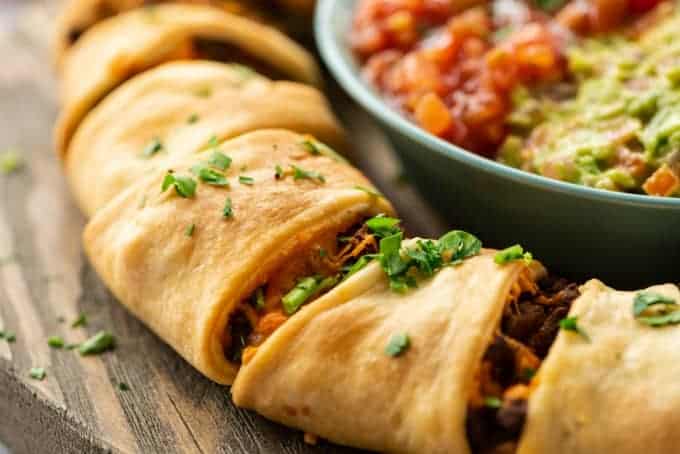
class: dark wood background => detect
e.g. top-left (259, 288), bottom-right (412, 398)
top-left (0, 1), bottom-right (446, 453)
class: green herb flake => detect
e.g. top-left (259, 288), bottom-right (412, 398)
top-left (494, 244), bottom-right (533, 265)
top-left (365, 214), bottom-right (401, 238)
top-left (354, 185), bottom-right (382, 198)
top-left (291, 165), bottom-right (325, 183)
top-left (282, 277), bottom-right (320, 315)
top-left (559, 316), bottom-right (590, 342)
top-left (29, 367), bottom-right (46, 380)
top-left (252, 287), bottom-right (265, 310)
top-left (141, 137), bottom-right (163, 158)
top-left (5, 333), bottom-right (16, 343)
top-left (185, 223), bottom-right (195, 237)
top-left (191, 164), bottom-right (229, 187)
top-left (300, 136), bottom-right (322, 155)
top-left (161, 172), bottom-right (197, 198)
top-left (78, 331), bottom-right (116, 355)
top-left (483, 396), bottom-right (502, 409)
top-left (385, 333), bottom-right (410, 357)
top-left (275, 164), bottom-right (285, 179)
top-left (0, 149), bottom-right (23, 175)
top-left (632, 291), bottom-right (680, 327)
top-left (222, 197), bottom-right (233, 218)
top-left (118, 382), bottom-right (130, 391)
top-left (521, 367), bottom-right (536, 381)
top-left (71, 313), bottom-right (88, 328)
top-left (438, 230), bottom-right (482, 264)
top-left (208, 135), bottom-right (219, 148)
top-left (208, 151), bottom-right (231, 171)
top-left (187, 114), bottom-right (200, 124)
top-left (318, 248), bottom-right (327, 258)
top-left (47, 336), bottom-right (65, 349)
top-left (239, 175), bottom-right (255, 186)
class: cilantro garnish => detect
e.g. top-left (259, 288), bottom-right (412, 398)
top-left (385, 333), bottom-right (410, 357)
top-left (47, 336), bottom-right (64, 349)
top-left (559, 316), bottom-right (590, 341)
top-left (239, 176), bottom-right (254, 186)
top-left (78, 331), bottom-right (115, 355)
top-left (222, 197), bottom-right (233, 218)
top-left (71, 313), bottom-right (88, 328)
top-left (632, 291), bottom-right (680, 327)
top-left (0, 149), bottom-right (23, 175)
top-left (483, 396), bottom-right (502, 409)
top-left (275, 164), bottom-right (284, 179)
top-left (29, 367), bottom-right (46, 380)
top-left (161, 172), bottom-right (197, 198)
top-left (185, 223), bottom-right (195, 237)
top-left (187, 114), bottom-right (199, 124)
top-left (191, 164), bottom-right (229, 187)
top-left (208, 151), bottom-right (231, 171)
top-left (291, 165), bottom-right (325, 183)
top-left (365, 214), bottom-right (401, 238)
top-left (494, 244), bottom-right (533, 265)
top-left (141, 137), bottom-right (163, 158)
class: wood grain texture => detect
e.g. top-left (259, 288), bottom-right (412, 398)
top-left (0, 1), bottom-right (446, 453)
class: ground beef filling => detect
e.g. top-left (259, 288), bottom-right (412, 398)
top-left (223, 222), bottom-right (380, 364)
top-left (467, 276), bottom-right (580, 454)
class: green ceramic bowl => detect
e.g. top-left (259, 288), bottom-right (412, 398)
top-left (315, 0), bottom-right (680, 288)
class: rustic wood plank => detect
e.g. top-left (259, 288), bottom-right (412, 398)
top-left (0, 1), bottom-right (445, 453)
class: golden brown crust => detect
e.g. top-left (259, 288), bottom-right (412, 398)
top-left (83, 129), bottom-right (393, 384)
top-left (64, 60), bottom-right (344, 216)
top-left (54, 3), bottom-right (321, 156)
top-left (232, 249), bottom-right (529, 453)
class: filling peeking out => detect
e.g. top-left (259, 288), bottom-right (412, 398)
top-left (466, 273), bottom-right (580, 454)
top-left (224, 218), bottom-right (382, 364)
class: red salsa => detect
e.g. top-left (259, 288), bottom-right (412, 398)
top-left (352, 0), bottom-right (664, 157)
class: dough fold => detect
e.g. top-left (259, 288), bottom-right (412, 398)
top-left (518, 279), bottom-right (680, 454)
top-left (65, 61), bottom-right (344, 216)
top-left (55, 3), bottom-right (320, 155)
top-left (233, 252), bottom-right (529, 454)
top-left (83, 129), bottom-right (392, 384)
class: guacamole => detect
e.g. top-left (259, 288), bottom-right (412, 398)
top-left (499, 9), bottom-right (680, 197)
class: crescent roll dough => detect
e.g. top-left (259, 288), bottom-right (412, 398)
top-left (518, 279), bottom-right (680, 454)
top-left (65, 61), bottom-right (345, 216)
top-left (233, 252), bottom-right (531, 454)
top-left (83, 129), bottom-right (393, 384)
top-left (55, 3), bottom-right (321, 156)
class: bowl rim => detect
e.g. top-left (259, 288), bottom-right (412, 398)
top-left (314, 0), bottom-right (680, 210)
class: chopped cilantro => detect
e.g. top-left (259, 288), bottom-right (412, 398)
top-left (385, 333), bottom-right (410, 357)
top-left (5, 333), bottom-right (15, 343)
top-left (559, 316), bottom-right (590, 341)
top-left (191, 164), bottom-right (229, 187)
top-left (187, 114), bottom-right (200, 124)
top-left (141, 137), bottom-right (163, 158)
top-left (495, 244), bottom-right (533, 265)
top-left (354, 185), bottom-right (382, 198)
top-left (208, 151), bottom-right (231, 171)
top-left (633, 291), bottom-right (680, 327)
top-left (71, 313), bottom-right (88, 328)
top-left (275, 164), bottom-right (284, 179)
top-left (291, 165), bottom-right (325, 183)
top-left (29, 367), bottom-right (46, 380)
top-left (0, 149), bottom-right (23, 175)
top-left (207, 135), bottom-right (219, 148)
top-left (47, 336), bottom-right (64, 349)
top-left (365, 214), bottom-right (401, 238)
top-left (185, 223), bottom-right (195, 237)
top-left (222, 197), bottom-right (233, 218)
top-left (161, 172), bottom-right (197, 198)
top-left (483, 396), bottom-right (502, 409)
top-left (300, 136), bottom-right (322, 155)
top-left (239, 175), bottom-right (254, 186)
top-left (118, 382), bottom-right (130, 391)
top-left (252, 287), bottom-right (265, 310)
top-left (78, 331), bottom-right (115, 355)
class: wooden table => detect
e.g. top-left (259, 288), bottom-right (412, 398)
top-left (0, 2), bottom-right (446, 453)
